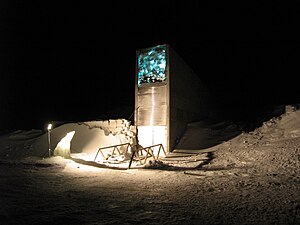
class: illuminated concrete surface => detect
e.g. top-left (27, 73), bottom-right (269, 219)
top-left (135, 44), bottom-right (212, 153)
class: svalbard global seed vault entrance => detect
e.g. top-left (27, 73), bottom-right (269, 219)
top-left (41, 44), bottom-right (212, 168)
top-left (134, 44), bottom-right (211, 155)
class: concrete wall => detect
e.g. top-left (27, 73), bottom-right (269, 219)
top-left (135, 85), bottom-right (168, 152)
top-left (168, 45), bottom-right (212, 150)
top-left (136, 85), bottom-right (167, 126)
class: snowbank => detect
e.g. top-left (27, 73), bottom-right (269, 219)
top-left (0, 119), bottom-right (136, 161)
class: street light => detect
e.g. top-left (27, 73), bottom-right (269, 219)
top-left (47, 123), bottom-right (52, 157)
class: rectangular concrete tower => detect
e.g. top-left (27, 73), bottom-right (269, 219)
top-left (134, 44), bottom-right (211, 154)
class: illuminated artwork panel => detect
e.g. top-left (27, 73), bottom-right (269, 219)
top-left (137, 45), bottom-right (167, 86)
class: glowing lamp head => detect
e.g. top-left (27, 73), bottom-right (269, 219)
top-left (47, 123), bottom-right (52, 131)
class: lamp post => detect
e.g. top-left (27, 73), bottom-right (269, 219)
top-left (47, 123), bottom-right (52, 157)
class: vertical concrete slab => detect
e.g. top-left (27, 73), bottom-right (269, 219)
top-left (135, 45), bottom-right (168, 154)
top-left (135, 44), bottom-right (211, 153)
top-left (168, 45), bottom-right (211, 150)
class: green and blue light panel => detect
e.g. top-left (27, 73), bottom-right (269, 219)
top-left (137, 45), bottom-right (167, 86)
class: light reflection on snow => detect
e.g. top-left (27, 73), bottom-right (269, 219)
top-left (71, 152), bottom-right (95, 161)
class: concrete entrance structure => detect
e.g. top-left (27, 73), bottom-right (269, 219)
top-left (134, 44), bottom-right (211, 154)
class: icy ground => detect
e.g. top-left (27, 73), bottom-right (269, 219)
top-left (0, 105), bottom-right (299, 225)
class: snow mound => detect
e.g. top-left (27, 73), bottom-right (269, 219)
top-left (203, 105), bottom-right (300, 175)
top-left (0, 119), bottom-right (135, 161)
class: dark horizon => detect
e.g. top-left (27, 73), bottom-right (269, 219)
top-left (1, 1), bottom-right (300, 131)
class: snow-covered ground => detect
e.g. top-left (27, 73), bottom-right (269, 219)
top-left (0, 105), bottom-right (299, 225)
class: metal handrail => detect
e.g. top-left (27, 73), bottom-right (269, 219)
top-left (128, 143), bottom-right (166, 168)
top-left (94, 143), bottom-right (130, 162)
top-left (94, 142), bottom-right (167, 169)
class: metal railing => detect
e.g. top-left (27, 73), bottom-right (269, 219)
top-left (128, 143), bottom-right (166, 168)
top-left (94, 143), bottom-right (130, 162)
top-left (94, 142), bottom-right (166, 169)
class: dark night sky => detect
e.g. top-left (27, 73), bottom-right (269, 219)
top-left (1, 1), bottom-right (300, 130)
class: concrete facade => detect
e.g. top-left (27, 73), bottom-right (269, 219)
top-left (135, 44), bottom-right (211, 153)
